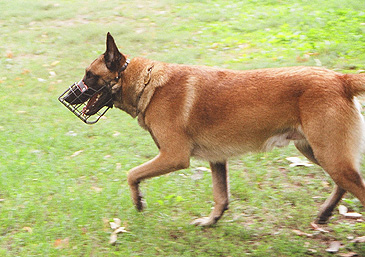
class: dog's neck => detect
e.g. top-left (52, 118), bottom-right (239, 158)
top-left (112, 58), bottom-right (162, 120)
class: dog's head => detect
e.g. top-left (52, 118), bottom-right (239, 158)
top-left (62, 33), bottom-right (128, 116)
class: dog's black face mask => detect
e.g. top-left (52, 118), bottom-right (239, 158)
top-left (62, 72), bottom-right (114, 116)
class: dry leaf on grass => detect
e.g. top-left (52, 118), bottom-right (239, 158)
top-left (339, 205), bottom-right (348, 215)
top-left (344, 213), bottom-right (362, 218)
top-left (109, 218), bottom-right (122, 230)
top-left (91, 186), bottom-right (103, 193)
top-left (109, 233), bottom-right (118, 245)
top-left (351, 236), bottom-right (365, 243)
top-left (338, 253), bottom-right (358, 257)
top-left (325, 241), bottom-right (341, 253)
top-left (51, 61), bottom-right (60, 66)
top-left (23, 227), bottom-right (33, 233)
top-left (114, 227), bottom-right (128, 234)
top-left (109, 218), bottom-right (128, 245)
top-left (195, 167), bottom-right (211, 172)
top-left (286, 157), bottom-right (314, 167)
top-left (6, 51), bottom-right (13, 58)
top-left (113, 131), bottom-right (121, 137)
top-left (338, 205), bottom-right (362, 219)
top-left (292, 229), bottom-right (313, 237)
top-left (70, 150), bottom-right (83, 158)
top-left (310, 222), bottom-right (329, 233)
top-left (54, 238), bottom-right (69, 249)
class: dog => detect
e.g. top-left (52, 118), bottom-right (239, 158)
top-left (63, 32), bottom-right (365, 226)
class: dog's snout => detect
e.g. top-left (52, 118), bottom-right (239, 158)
top-left (62, 80), bottom-right (91, 105)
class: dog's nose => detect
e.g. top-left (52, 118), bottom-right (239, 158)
top-left (62, 80), bottom-right (92, 104)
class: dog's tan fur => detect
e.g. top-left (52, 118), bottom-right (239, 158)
top-left (88, 34), bottom-right (365, 226)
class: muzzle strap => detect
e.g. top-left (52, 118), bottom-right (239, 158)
top-left (116, 58), bottom-right (130, 80)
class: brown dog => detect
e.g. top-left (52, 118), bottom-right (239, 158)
top-left (64, 33), bottom-right (365, 226)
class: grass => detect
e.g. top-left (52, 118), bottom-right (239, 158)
top-left (0, 0), bottom-right (364, 256)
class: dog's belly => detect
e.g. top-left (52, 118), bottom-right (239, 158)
top-left (191, 127), bottom-right (305, 162)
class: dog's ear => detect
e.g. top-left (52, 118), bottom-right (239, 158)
top-left (104, 32), bottom-right (126, 71)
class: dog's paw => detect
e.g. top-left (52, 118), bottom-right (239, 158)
top-left (190, 217), bottom-right (216, 226)
top-left (135, 198), bottom-right (147, 212)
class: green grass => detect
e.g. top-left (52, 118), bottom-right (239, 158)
top-left (1, 0), bottom-right (364, 256)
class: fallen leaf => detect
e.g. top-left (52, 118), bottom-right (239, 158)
top-left (307, 249), bottom-right (317, 254)
top-left (296, 54), bottom-right (310, 63)
top-left (292, 229), bottom-right (313, 237)
top-left (23, 227), bottom-right (33, 233)
top-left (91, 186), bottom-right (103, 193)
top-left (66, 130), bottom-right (77, 136)
top-left (109, 218), bottom-right (128, 245)
top-left (307, 52), bottom-right (320, 56)
top-left (344, 212), bottom-right (362, 219)
top-left (114, 227), bottom-right (127, 234)
top-left (110, 218), bottom-right (122, 230)
top-left (351, 236), bottom-right (365, 243)
top-left (109, 233), bottom-right (118, 245)
top-left (310, 222), bottom-right (329, 233)
top-left (22, 69), bottom-right (31, 74)
top-left (51, 61), bottom-right (60, 66)
top-left (339, 205), bottom-right (348, 215)
top-left (338, 205), bottom-right (362, 219)
top-left (70, 150), bottom-right (83, 158)
top-left (113, 131), bottom-right (121, 137)
top-left (6, 51), bottom-right (13, 58)
top-left (286, 157), bottom-right (313, 167)
top-left (195, 167), bottom-right (211, 172)
top-left (339, 252), bottom-right (358, 257)
top-left (326, 241), bottom-right (341, 253)
top-left (54, 238), bottom-right (69, 249)
top-left (113, 218), bottom-right (122, 227)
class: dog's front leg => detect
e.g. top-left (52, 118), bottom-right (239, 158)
top-left (191, 161), bottom-right (229, 226)
top-left (127, 151), bottom-right (190, 211)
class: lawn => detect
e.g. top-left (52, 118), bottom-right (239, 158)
top-left (0, 0), bottom-right (364, 256)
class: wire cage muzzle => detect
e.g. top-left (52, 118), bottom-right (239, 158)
top-left (58, 82), bottom-right (110, 124)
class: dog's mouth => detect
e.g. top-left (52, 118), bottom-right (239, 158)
top-left (58, 80), bottom-right (113, 124)
top-left (82, 88), bottom-right (113, 116)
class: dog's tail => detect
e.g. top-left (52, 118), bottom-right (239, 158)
top-left (343, 73), bottom-right (365, 96)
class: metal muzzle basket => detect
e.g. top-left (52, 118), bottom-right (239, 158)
top-left (58, 81), bottom-right (111, 124)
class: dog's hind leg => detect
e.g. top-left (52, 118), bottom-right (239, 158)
top-left (300, 99), bottom-right (365, 223)
top-left (294, 139), bottom-right (348, 223)
top-left (314, 152), bottom-right (365, 224)
top-left (316, 185), bottom-right (347, 223)
top-left (191, 161), bottom-right (229, 226)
